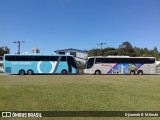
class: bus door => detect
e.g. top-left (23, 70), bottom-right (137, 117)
top-left (67, 56), bottom-right (73, 73)
top-left (67, 61), bottom-right (72, 73)
top-left (67, 56), bottom-right (77, 73)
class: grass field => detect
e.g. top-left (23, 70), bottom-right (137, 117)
top-left (0, 75), bottom-right (160, 120)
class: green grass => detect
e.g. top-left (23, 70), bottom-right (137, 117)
top-left (0, 75), bottom-right (160, 120)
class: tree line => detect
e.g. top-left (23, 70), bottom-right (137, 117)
top-left (88, 41), bottom-right (160, 60)
top-left (0, 48), bottom-right (7, 56)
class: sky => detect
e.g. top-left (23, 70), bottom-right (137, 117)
top-left (0, 0), bottom-right (160, 54)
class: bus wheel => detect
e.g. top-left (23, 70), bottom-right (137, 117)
top-left (137, 70), bottom-right (143, 75)
top-left (19, 69), bottom-right (25, 75)
top-left (27, 69), bottom-right (34, 75)
top-left (61, 69), bottom-right (67, 75)
top-left (130, 70), bottom-right (135, 75)
top-left (95, 70), bottom-right (101, 75)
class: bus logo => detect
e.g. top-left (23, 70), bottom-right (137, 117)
top-left (37, 61), bottom-right (57, 73)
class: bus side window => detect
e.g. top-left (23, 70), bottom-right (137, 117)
top-left (60, 56), bottom-right (66, 61)
top-left (51, 56), bottom-right (59, 61)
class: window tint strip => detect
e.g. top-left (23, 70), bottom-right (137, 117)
top-left (5, 55), bottom-right (60, 61)
top-left (95, 58), bottom-right (155, 64)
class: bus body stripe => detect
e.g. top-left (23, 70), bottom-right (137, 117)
top-left (137, 64), bottom-right (144, 71)
top-left (53, 56), bottom-right (61, 73)
top-left (107, 64), bottom-right (118, 74)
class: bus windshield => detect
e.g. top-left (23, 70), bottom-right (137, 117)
top-left (86, 58), bottom-right (94, 69)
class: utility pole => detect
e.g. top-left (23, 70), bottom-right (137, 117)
top-left (13, 41), bottom-right (24, 54)
top-left (97, 43), bottom-right (106, 56)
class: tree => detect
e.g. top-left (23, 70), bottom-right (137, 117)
top-left (119, 41), bottom-right (133, 49)
top-left (143, 48), bottom-right (149, 54)
top-left (103, 47), bottom-right (118, 56)
top-left (87, 41), bottom-right (160, 58)
top-left (118, 41), bottom-right (136, 56)
top-left (88, 49), bottom-right (100, 56)
top-left (140, 48), bottom-right (152, 57)
top-left (134, 47), bottom-right (141, 56)
top-left (88, 47), bottom-right (118, 56)
top-left (104, 50), bottom-right (118, 56)
top-left (0, 48), bottom-right (7, 56)
top-left (152, 47), bottom-right (159, 59)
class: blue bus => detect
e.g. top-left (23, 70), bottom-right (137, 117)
top-left (3, 54), bottom-right (77, 75)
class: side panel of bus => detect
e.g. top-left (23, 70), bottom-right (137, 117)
top-left (4, 55), bottom-right (77, 74)
top-left (139, 64), bottom-right (156, 74)
top-left (4, 61), bottom-right (68, 74)
top-left (87, 63), bottom-right (156, 74)
top-left (92, 63), bottom-right (130, 74)
top-left (84, 57), bottom-right (156, 75)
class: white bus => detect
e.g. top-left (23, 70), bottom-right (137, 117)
top-left (84, 56), bottom-right (156, 75)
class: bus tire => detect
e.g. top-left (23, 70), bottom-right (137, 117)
top-left (19, 69), bottom-right (25, 75)
top-left (61, 69), bottom-right (67, 75)
top-left (95, 70), bottom-right (101, 75)
top-left (137, 70), bottom-right (143, 75)
top-left (130, 70), bottom-right (135, 75)
top-left (27, 69), bottom-right (34, 75)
